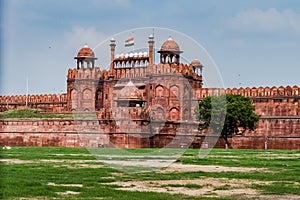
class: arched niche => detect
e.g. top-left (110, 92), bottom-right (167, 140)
top-left (155, 85), bottom-right (164, 97)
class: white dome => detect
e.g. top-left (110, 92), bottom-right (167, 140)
top-left (125, 53), bottom-right (129, 58)
top-left (138, 52), bottom-right (143, 57)
top-left (115, 54), bottom-right (120, 58)
top-left (133, 52), bottom-right (138, 57)
top-left (143, 52), bottom-right (148, 57)
top-left (129, 53), bottom-right (134, 57)
top-left (120, 53), bottom-right (124, 58)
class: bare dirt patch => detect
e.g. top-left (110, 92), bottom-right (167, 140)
top-left (0, 158), bottom-right (105, 165)
top-left (257, 153), bottom-right (300, 159)
top-left (38, 159), bottom-right (101, 163)
top-left (246, 194), bottom-right (300, 200)
top-left (103, 159), bottom-right (174, 169)
top-left (205, 155), bottom-right (242, 159)
top-left (53, 163), bottom-right (106, 169)
top-left (52, 153), bottom-right (92, 156)
top-left (105, 178), bottom-right (269, 198)
top-left (165, 163), bottom-right (269, 173)
top-left (0, 159), bottom-right (33, 164)
top-left (47, 182), bottom-right (83, 187)
top-left (100, 159), bottom-right (270, 173)
top-left (106, 178), bottom-right (300, 199)
top-left (1, 158), bottom-right (107, 170)
top-left (56, 191), bottom-right (80, 195)
top-left (19, 197), bottom-right (55, 200)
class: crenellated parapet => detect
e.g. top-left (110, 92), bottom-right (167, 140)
top-left (195, 88), bottom-right (226, 99)
top-left (0, 93), bottom-right (67, 104)
top-left (0, 93), bottom-right (68, 112)
top-left (225, 85), bottom-right (299, 98)
top-left (193, 85), bottom-right (300, 117)
top-left (67, 67), bottom-right (102, 80)
top-left (195, 85), bottom-right (300, 99)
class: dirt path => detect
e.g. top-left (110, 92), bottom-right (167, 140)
top-left (105, 178), bottom-right (266, 198)
top-left (165, 163), bottom-right (269, 173)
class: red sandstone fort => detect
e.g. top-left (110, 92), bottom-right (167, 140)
top-left (0, 35), bottom-right (299, 149)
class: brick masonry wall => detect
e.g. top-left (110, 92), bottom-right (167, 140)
top-left (1, 117), bottom-right (299, 149)
top-left (0, 118), bottom-right (107, 148)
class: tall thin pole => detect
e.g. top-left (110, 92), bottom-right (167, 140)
top-left (25, 77), bottom-right (28, 107)
top-left (132, 31), bottom-right (135, 52)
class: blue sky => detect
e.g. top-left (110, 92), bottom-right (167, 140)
top-left (1, 0), bottom-right (300, 95)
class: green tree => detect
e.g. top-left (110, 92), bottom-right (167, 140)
top-left (195, 94), bottom-right (260, 148)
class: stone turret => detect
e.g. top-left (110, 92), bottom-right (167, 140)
top-left (158, 37), bottom-right (182, 64)
top-left (74, 44), bottom-right (97, 69)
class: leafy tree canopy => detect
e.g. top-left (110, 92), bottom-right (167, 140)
top-left (195, 94), bottom-right (260, 147)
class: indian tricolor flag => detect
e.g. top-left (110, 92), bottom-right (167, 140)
top-left (125, 37), bottom-right (134, 47)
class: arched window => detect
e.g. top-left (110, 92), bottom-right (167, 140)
top-left (163, 55), bottom-right (167, 63)
top-left (126, 61), bottom-right (130, 68)
top-left (82, 89), bottom-right (92, 100)
top-left (156, 107), bottom-right (165, 121)
top-left (140, 60), bottom-right (144, 67)
top-left (71, 89), bottom-right (77, 100)
top-left (170, 107), bottom-right (180, 121)
top-left (155, 85), bottom-right (164, 97)
top-left (170, 85), bottom-right (179, 98)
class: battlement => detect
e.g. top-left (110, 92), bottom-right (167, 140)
top-left (0, 93), bottom-right (68, 112)
top-left (67, 67), bottom-right (107, 80)
top-left (0, 93), bottom-right (67, 104)
top-left (226, 85), bottom-right (299, 98)
top-left (196, 85), bottom-right (300, 99)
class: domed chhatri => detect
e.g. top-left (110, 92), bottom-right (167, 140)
top-left (160, 37), bottom-right (181, 52)
top-left (158, 37), bottom-right (183, 64)
top-left (191, 59), bottom-right (202, 66)
top-left (77, 44), bottom-right (95, 58)
top-left (191, 59), bottom-right (203, 76)
top-left (74, 44), bottom-right (97, 69)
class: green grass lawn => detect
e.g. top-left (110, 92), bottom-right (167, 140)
top-left (1, 147), bottom-right (300, 199)
top-left (0, 109), bottom-right (97, 118)
top-left (0, 109), bottom-right (73, 118)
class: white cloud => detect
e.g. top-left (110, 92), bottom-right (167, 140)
top-left (64, 26), bottom-right (108, 50)
top-left (227, 8), bottom-right (300, 33)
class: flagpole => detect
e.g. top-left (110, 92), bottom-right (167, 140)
top-left (132, 31), bottom-right (135, 52)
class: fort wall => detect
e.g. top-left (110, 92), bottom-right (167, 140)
top-left (1, 85), bottom-right (298, 113)
top-left (0, 93), bottom-right (68, 113)
top-left (0, 116), bottom-right (299, 149)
